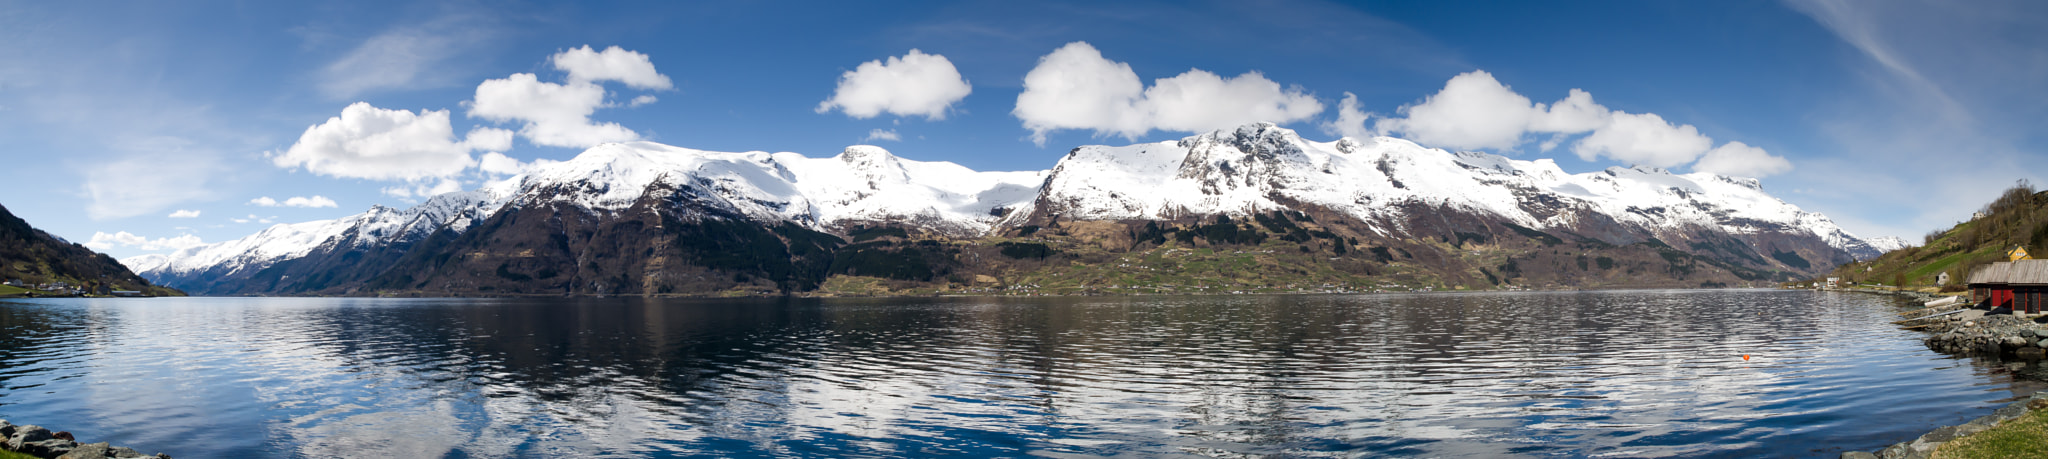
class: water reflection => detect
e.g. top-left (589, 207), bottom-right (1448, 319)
top-left (0, 291), bottom-right (2039, 457)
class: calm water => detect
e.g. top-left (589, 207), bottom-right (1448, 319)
top-left (1, 290), bottom-right (2042, 458)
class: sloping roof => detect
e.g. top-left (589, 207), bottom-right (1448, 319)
top-left (2009, 259), bottom-right (2048, 285)
top-left (1967, 259), bottom-right (2048, 285)
top-left (1969, 261), bottom-right (2013, 285)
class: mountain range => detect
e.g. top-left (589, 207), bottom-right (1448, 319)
top-left (125, 123), bottom-right (1898, 296)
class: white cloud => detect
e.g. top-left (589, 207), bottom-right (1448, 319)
top-left (863, 129), bottom-right (901, 142)
top-left (551, 45), bottom-right (673, 90)
top-left (475, 152), bottom-right (558, 176)
top-left (1320, 92), bottom-right (1374, 140)
top-left (249, 195), bottom-right (339, 208)
top-left (167, 209), bottom-right (201, 218)
top-left (1013, 41), bottom-right (1323, 145)
top-left (470, 73), bottom-right (640, 148)
top-left (1143, 68), bottom-right (1324, 134)
top-left (1371, 70), bottom-right (1789, 176)
top-left (464, 46), bottom-right (669, 149)
top-left (1571, 112), bottom-right (1714, 168)
top-left (1692, 141), bottom-right (1794, 178)
top-left (463, 126), bottom-right (514, 152)
top-left (816, 49), bottom-right (973, 120)
top-left (1372, 70), bottom-right (1605, 151)
top-left (272, 102), bottom-right (481, 180)
top-left (84, 231), bottom-right (205, 251)
top-left (627, 95), bottom-right (658, 107)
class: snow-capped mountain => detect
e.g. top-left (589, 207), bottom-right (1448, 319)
top-left (1029, 123), bottom-right (1880, 258)
top-left (503, 142), bottom-right (1043, 234)
top-left (126, 123), bottom-right (1888, 295)
top-left (1865, 236), bottom-right (1911, 254)
top-left (126, 143), bottom-right (1043, 292)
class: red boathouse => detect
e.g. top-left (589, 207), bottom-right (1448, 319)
top-left (1967, 259), bottom-right (2048, 314)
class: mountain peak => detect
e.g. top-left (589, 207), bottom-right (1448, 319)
top-left (836, 145), bottom-right (908, 185)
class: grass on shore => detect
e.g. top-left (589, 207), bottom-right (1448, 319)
top-left (1934, 405), bottom-right (2048, 458)
top-left (0, 449), bottom-right (36, 459)
top-left (0, 284), bottom-right (26, 296)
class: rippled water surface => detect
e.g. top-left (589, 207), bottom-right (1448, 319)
top-left (2, 290), bottom-right (2044, 457)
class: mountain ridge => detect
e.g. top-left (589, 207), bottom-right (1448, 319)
top-left (127, 123), bottom-right (1886, 296)
top-left (0, 203), bottom-right (182, 296)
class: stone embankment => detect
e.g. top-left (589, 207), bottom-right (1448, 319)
top-left (0, 421), bottom-right (170, 459)
top-left (1842, 391), bottom-right (2048, 459)
top-left (1921, 313), bottom-right (2048, 358)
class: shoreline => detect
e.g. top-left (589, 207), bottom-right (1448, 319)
top-left (1837, 288), bottom-right (2048, 458)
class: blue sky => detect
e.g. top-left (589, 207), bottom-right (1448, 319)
top-left (4, 0), bottom-right (2045, 260)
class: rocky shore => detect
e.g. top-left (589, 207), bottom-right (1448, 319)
top-left (1832, 289), bottom-right (2048, 458)
top-left (1921, 313), bottom-right (2048, 357)
top-left (1842, 391), bottom-right (2048, 459)
top-left (0, 421), bottom-right (170, 459)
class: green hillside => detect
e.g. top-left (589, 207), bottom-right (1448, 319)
top-left (0, 203), bottom-right (183, 297)
top-left (1823, 183), bottom-right (2048, 290)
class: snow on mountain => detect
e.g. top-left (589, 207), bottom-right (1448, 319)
top-left (129, 142), bottom-right (1043, 281)
top-left (774, 145), bottom-right (1045, 235)
top-left (1036, 123), bottom-right (1881, 256)
top-left (1865, 236), bottom-right (1910, 254)
top-left (133, 123), bottom-right (1889, 285)
top-left (123, 190), bottom-right (511, 279)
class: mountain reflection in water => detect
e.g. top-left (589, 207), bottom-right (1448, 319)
top-left (1, 290), bottom-right (2042, 457)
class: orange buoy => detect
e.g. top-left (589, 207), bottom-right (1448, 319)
top-left (1742, 355), bottom-right (1751, 361)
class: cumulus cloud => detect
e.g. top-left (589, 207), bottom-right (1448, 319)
top-left (272, 102), bottom-right (486, 181)
top-left (816, 49), bottom-right (972, 120)
top-left (84, 231), bottom-right (205, 251)
top-left (1013, 41), bottom-right (1323, 145)
top-left (463, 126), bottom-right (514, 152)
top-left (470, 74), bottom-right (640, 148)
top-left (1371, 70), bottom-right (1792, 176)
top-left (1320, 92), bottom-right (1374, 140)
top-left (1570, 112), bottom-right (1713, 168)
top-left (1373, 71), bottom-right (1602, 151)
top-left (1692, 141), bottom-right (1794, 178)
top-left (464, 46), bottom-right (669, 149)
top-left (249, 196), bottom-right (339, 208)
top-left (167, 209), bottom-right (201, 218)
top-left (864, 129), bottom-right (901, 142)
top-left (552, 45), bottom-right (673, 90)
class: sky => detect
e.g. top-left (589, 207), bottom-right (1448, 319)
top-left (4, 0), bottom-right (2046, 260)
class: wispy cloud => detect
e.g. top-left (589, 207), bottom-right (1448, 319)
top-left (1780, 0), bottom-right (2048, 239)
top-left (315, 13), bottom-right (497, 99)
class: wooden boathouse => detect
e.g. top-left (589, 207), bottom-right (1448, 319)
top-left (1966, 259), bottom-right (2048, 314)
